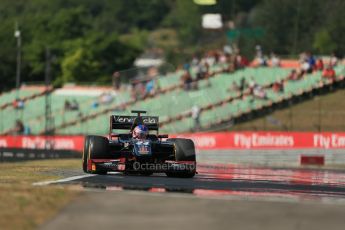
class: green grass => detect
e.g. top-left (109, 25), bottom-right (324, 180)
top-left (231, 88), bottom-right (345, 131)
top-left (0, 159), bottom-right (80, 230)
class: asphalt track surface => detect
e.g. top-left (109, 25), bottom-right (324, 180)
top-left (40, 164), bottom-right (345, 230)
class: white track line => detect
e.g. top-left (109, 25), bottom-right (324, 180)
top-left (33, 174), bottom-right (95, 186)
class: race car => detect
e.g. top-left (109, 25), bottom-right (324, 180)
top-left (82, 110), bottom-right (196, 177)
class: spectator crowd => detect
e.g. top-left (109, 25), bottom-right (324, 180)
top-left (3, 43), bottom-right (342, 135)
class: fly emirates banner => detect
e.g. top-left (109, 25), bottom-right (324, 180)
top-left (1, 132), bottom-right (345, 151)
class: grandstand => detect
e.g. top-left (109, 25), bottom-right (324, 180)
top-left (0, 85), bottom-right (131, 134)
top-left (1, 62), bottom-right (343, 135)
top-left (0, 86), bottom-right (51, 133)
top-left (43, 63), bottom-right (228, 134)
top-left (162, 65), bottom-right (345, 133)
top-left (0, 86), bottom-right (49, 110)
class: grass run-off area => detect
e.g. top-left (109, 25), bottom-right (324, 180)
top-left (0, 159), bottom-right (80, 230)
top-left (232, 88), bottom-right (345, 131)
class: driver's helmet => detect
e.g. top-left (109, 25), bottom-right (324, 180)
top-left (132, 124), bottom-right (148, 139)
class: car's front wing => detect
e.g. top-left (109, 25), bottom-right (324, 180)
top-left (87, 158), bottom-right (196, 173)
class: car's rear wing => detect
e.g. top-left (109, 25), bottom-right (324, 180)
top-left (110, 115), bottom-right (159, 131)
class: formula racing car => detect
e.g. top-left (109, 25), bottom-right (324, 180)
top-left (82, 110), bottom-right (196, 177)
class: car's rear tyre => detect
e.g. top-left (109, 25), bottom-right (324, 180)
top-left (83, 135), bottom-right (110, 175)
top-left (166, 138), bottom-right (196, 178)
top-left (82, 136), bottom-right (92, 173)
top-left (167, 138), bottom-right (196, 161)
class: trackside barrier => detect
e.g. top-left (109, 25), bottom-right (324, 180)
top-left (0, 135), bottom-right (84, 151)
top-left (0, 148), bottom-right (80, 162)
top-left (0, 133), bottom-right (344, 165)
top-left (172, 132), bottom-right (345, 150)
top-left (1, 132), bottom-right (345, 151)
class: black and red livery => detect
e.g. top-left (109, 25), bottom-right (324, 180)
top-left (82, 110), bottom-right (196, 177)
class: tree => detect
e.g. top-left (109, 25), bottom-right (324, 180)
top-left (249, 0), bottom-right (344, 55)
top-left (60, 33), bottom-right (140, 84)
top-left (0, 0), bottom-right (344, 92)
top-left (313, 29), bottom-right (337, 54)
top-left (163, 0), bottom-right (202, 44)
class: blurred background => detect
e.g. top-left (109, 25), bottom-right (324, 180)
top-left (0, 0), bottom-right (344, 136)
top-left (1, 1), bottom-right (345, 230)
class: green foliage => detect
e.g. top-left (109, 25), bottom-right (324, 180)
top-left (323, 0), bottom-right (345, 56)
top-left (60, 32), bottom-right (140, 84)
top-left (163, 0), bottom-right (202, 44)
top-left (61, 48), bottom-right (98, 83)
top-left (119, 29), bottom-right (149, 50)
top-left (0, 0), bottom-right (160, 91)
top-left (0, 20), bottom-right (17, 90)
top-left (251, 0), bottom-right (344, 55)
top-left (148, 28), bottom-right (179, 49)
top-left (0, 0), bottom-right (343, 92)
top-left (313, 30), bottom-right (337, 54)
